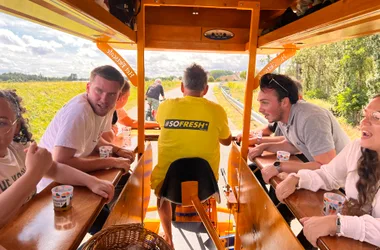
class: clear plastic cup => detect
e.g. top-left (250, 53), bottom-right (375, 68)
top-left (51, 185), bottom-right (74, 212)
top-left (323, 192), bottom-right (346, 215)
top-left (277, 151), bottom-right (290, 161)
top-left (253, 130), bottom-right (263, 140)
top-left (122, 126), bottom-right (132, 147)
top-left (99, 145), bottom-right (113, 158)
top-left (122, 126), bottom-right (132, 136)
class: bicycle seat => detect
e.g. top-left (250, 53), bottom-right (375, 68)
top-left (159, 157), bottom-right (220, 205)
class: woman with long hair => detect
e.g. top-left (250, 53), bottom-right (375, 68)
top-left (0, 89), bottom-right (115, 228)
top-left (276, 94), bottom-right (380, 247)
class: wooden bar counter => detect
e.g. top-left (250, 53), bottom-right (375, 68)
top-left (254, 153), bottom-right (377, 250)
top-left (0, 169), bottom-right (123, 250)
top-left (0, 135), bottom-right (138, 250)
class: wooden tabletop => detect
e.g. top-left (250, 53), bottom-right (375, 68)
top-left (0, 168), bottom-right (123, 250)
top-left (254, 153), bottom-right (377, 250)
top-left (0, 134), bottom-right (135, 250)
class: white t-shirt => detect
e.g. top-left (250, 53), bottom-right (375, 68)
top-left (0, 142), bottom-right (35, 203)
top-left (40, 93), bottom-right (113, 157)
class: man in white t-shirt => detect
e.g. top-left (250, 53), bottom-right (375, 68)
top-left (40, 65), bottom-right (134, 174)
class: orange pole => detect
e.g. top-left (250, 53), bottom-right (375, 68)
top-left (136, 3), bottom-right (146, 156)
top-left (240, 4), bottom-right (260, 161)
top-left (238, 3), bottom-right (260, 249)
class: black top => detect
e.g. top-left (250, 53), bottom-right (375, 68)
top-left (268, 122), bottom-right (278, 133)
top-left (112, 111), bottom-right (118, 125)
top-left (146, 84), bottom-right (164, 100)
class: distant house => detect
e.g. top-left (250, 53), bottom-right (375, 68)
top-left (219, 72), bottom-right (241, 81)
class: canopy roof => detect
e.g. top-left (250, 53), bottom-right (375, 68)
top-left (1, 0), bottom-right (379, 53)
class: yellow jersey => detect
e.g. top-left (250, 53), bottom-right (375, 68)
top-left (151, 96), bottom-right (231, 190)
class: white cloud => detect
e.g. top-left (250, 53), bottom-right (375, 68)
top-left (0, 29), bottom-right (25, 46)
top-left (0, 12), bottom-right (268, 79)
top-left (22, 35), bottom-right (62, 49)
top-left (0, 18), bottom-right (6, 27)
top-left (77, 47), bottom-right (101, 58)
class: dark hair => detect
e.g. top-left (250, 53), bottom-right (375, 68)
top-left (121, 80), bottom-right (131, 95)
top-left (90, 65), bottom-right (125, 88)
top-left (0, 90), bottom-right (33, 143)
top-left (260, 73), bottom-right (299, 104)
top-left (294, 79), bottom-right (303, 96)
top-left (352, 148), bottom-right (380, 214)
top-left (183, 63), bottom-right (208, 92)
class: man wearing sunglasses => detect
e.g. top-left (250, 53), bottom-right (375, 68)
top-left (248, 73), bottom-right (350, 183)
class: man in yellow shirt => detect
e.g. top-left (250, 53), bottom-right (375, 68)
top-left (151, 63), bottom-right (232, 247)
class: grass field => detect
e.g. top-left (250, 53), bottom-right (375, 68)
top-left (0, 80), bottom-right (180, 142)
top-left (213, 85), bottom-right (261, 131)
top-left (1, 79), bottom-right (359, 142)
top-left (215, 81), bottom-right (361, 140)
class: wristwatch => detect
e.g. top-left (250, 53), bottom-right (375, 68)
top-left (273, 161), bottom-right (282, 173)
top-left (336, 215), bottom-right (341, 235)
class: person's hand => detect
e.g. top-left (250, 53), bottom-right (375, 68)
top-left (248, 144), bottom-right (266, 161)
top-left (275, 175), bottom-right (299, 202)
top-left (261, 165), bottom-right (279, 183)
top-left (111, 157), bottom-right (131, 173)
top-left (115, 148), bottom-right (135, 162)
top-left (300, 215), bottom-right (337, 247)
top-left (88, 178), bottom-right (115, 203)
top-left (236, 132), bottom-right (256, 145)
top-left (247, 136), bottom-right (258, 146)
top-left (277, 172), bottom-right (289, 180)
top-left (236, 132), bottom-right (243, 143)
top-left (25, 142), bottom-right (53, 178)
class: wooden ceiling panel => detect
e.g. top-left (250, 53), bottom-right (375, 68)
top-left (146, 6), bottom-right (251, 28)
top-left (258, 0), bottom-right (380, 49)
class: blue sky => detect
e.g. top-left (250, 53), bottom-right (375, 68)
top-left (0, 12), bottom-right (267, 79)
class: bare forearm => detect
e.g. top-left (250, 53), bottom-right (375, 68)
top-left (57, 156), bottom-right (113, 172)
top-left (0, 172), bottom-right (40, 228)
top-left (145, 121), bottom-right (159, 129)
top-left (259, 136), bottom-right (285, 144)
top-left (45, 162), bottom-right (97, 187)
top-left (265, 141), bottom-right (299, 154)
top-left (102, 131), bottom-right (115, 143)
top-left (219, 135), bottom-right (232, 146)
top-left (281, 161), bottom-right (322, 173)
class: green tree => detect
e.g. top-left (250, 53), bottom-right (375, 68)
top-left (208, 76), bottom-right (215, 82)
top-left (209, 70), bottom-right (233, 79)
top-left (286, 34), bottom-right (379, 125)
top-left (335, 87), bottom-right (368, 125)
top-left (240, 71), bottom-right (247, 80)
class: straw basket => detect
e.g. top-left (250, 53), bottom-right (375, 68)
top-left (82, 224), bottom-right (173, 250)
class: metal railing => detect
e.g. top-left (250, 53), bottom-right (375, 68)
top-left (219, 84), bottom-right (268, 125)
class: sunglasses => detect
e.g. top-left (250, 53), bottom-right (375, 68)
top-left (268, 77), bottom-right (289, 94)
top-left (362, 109), bottom-right (380, 124)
